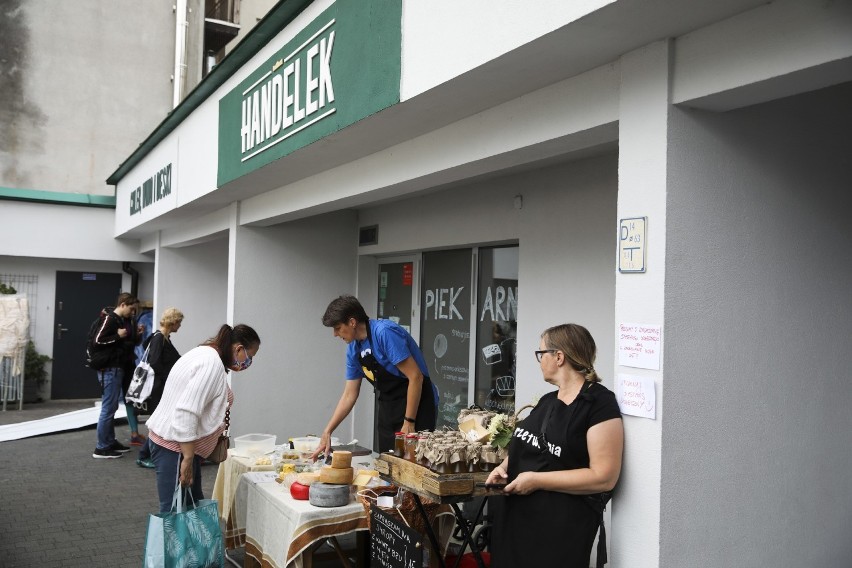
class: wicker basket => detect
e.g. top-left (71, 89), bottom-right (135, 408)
top-left (356, 486), bottom-right (448, 536)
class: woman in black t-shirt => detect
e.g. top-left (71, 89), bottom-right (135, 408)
top-left (487, 323), bottom-right (624, 568)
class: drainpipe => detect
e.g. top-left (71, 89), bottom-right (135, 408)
top-left (173, 0), bottom-right (188, 108)
top-left (122, 262), bottom-right (139, 299)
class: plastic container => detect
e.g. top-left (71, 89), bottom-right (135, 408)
top-left (233, 433), bottom-right (277, 455)
top-left (291, 436), bottom-right (340, 453)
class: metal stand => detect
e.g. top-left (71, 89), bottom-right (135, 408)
top-left (411, 493), bottom-right (489, 568)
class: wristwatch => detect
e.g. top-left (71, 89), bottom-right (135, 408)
top-left (404, 416), bottom-right (416, 424)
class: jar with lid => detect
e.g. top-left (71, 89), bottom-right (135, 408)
top-left (393, 432), bottom-right (406, 457)
top-left (404, 433), bottom-right (419, 461)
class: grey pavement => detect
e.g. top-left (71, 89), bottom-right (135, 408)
top-left (0, 400), bottom-right (224, 567)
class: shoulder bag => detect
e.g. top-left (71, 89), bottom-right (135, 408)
top-left (126, 344), bottom-right (155, 408)
top-left (206, 409), bottom-right (230, 464)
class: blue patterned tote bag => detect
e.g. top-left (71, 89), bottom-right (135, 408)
top-left (144, 484), bottom-right (223, 567)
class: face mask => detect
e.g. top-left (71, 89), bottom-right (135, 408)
top-left (230, 346), bottom-right (253, 372)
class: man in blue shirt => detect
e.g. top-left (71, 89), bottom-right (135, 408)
top-left (313, 295), bottom-right (438, 455)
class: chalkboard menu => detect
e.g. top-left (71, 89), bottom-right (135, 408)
top-left (420, 249), bottom-right (472, 428)
top-left (370, 505), bottom-right (424, 568)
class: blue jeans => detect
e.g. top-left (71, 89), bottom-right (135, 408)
top-left (138, 437), bottom-right (152, 460)
top-left (150, 440), bottom-right (204, 513)
top-left (96, 368), bottom-right (124, 450)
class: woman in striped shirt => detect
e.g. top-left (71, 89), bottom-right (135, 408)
top-left (147, 323), bottom-right (261, 513)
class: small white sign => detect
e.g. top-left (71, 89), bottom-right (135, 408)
top-left (618, 323), bottom-right (661, 370)
top-left (615, 374), bottom-right (656, 419)
top-left (619, 217), bottom-right (647, 273)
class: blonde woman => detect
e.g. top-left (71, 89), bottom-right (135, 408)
top-left (136, 307), bottom-right (184, 468)
top-left (487, 323), bottom-right (623, 568)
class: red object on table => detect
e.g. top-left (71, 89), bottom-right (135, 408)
top-left (290, 481), bottom-right (310, 500)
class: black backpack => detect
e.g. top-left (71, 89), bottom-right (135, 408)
top-left (85, 313), bottom-right (111, 370)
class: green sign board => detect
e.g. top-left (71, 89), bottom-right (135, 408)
top-left (218, 0), bottom-right (401, 186)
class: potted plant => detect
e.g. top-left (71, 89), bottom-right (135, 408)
top-left (24, 340), bottom-right (51, 403)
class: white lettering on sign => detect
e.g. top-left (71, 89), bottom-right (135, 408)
top-left (129, 163), bottom-right (172, 216)
top-left (423, 288), bottom-right (464, 320)
top-left (240, 21), bottom-right (336, 162)
top-left (479, 286), bottom-right (517, 322)
top-left (618, 322), bottom-right (661, 370)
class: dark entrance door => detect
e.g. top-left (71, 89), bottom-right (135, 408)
top-left (51, 271), bottom-right (122, 399)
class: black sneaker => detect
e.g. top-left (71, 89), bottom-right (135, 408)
top-left (93, 447), bottom-right (124, 459)
top-left (110, 441), bottom-right (131, 453)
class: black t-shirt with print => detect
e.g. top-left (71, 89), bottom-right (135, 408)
top-left (491, 382), bottom-right (622, 568)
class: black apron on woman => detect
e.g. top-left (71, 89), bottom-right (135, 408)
top-left (357, 325), bottom-right (436, 452)
top-left (490, 382), bottom-right (621, 568)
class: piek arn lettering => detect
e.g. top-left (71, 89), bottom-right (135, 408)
top-left (240, 23), bottom-right (336, 160)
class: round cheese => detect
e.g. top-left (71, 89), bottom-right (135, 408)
top-left (319, 465), bottom-right (354, 485)
top-left (330, 450), bottom-right (352, 469)
top-left (309, 482), bottom-right (351, 507)
top-left (290, 481), bottom-right (310, 500)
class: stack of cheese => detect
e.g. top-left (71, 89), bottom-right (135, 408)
top-left (319, 450), bottom-right (354, 484)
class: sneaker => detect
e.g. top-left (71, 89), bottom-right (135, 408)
top-left (110, 441), bottom-right (131, 453)
top-left (130, 434), bottom-right (147, 446)
top-left (93, 448), bottom-right (124, 459)
top-left (136, 458), bottom-right (156, 469)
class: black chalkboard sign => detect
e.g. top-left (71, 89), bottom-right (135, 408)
top-left (370, 504), bottom-right (424, 568)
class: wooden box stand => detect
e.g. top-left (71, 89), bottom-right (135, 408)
top-left (375, 454), bottom-right (489, 498)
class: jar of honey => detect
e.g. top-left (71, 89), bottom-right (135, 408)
top-left (393, 431), bottom-right (406, 457)
top-left (404, 433), bottom-right (419, 461)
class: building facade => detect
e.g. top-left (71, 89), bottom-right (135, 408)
top-left (5, 0), bottom-right (852, 565)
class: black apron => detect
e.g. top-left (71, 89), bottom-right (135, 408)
top-left (491, 384), bottom-right (606, 568)
top-left (357, 325), bottom-right (436, 452)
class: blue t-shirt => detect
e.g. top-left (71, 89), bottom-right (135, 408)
top-left (345, 319), bottom-right (438, 404)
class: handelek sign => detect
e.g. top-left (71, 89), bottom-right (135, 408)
top-left (618, 323), bottom-right (661, 370)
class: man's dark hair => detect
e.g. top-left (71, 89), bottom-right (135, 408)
top-left (322, 295), bottom-right (369, 327)
top-left (115, 292), bottom-right (138, 307)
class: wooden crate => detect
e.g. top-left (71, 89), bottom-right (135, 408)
top-left (376, 454), bottom-right (488, 497)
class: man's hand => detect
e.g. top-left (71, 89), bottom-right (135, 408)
top-left (399, 420), bottom-right (415, 435)
top-left (310, 432), bottom-right (332, 463)
top-left (117, 327), bottom-right (128, 338)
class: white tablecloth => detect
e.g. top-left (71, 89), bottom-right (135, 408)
top-left (241, 473), bottom-right (367, 568)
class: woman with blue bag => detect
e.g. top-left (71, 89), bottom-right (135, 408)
top-left (145, 323), bottom-right (260, 512)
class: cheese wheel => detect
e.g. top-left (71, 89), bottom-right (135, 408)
top-left (319, 465), bottom-right (354, 485)
top-left (290, 481), bottom-right (310, 500)
top-left (297, 471), bottom-right (321, 486)
top-left (330, 450), bottom-right (352, 469)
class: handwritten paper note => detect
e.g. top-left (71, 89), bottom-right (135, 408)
top-left (616, 374), bottom-right (656, 419)
top-left (618, 323), bottom-right (661, 370)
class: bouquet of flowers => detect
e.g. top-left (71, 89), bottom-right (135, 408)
top-left (486, 413), bottom-right (514, 449)
top-left (486, 398), bottom-right (538, 449)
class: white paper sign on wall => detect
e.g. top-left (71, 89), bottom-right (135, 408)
top-left (615, 373), bottom-right (656, 419)
top-left (618, 323), bottom-right (662, 370)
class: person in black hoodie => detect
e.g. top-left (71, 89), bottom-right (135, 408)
top-left (92, 292), bottom-right (141, 459)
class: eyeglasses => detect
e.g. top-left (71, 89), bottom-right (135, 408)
top-left (534, 349), bottom-right (557, 363)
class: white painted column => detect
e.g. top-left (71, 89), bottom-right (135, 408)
top-left (612, 40), bottom-right (671, 568)
top-left (227, 202), bottom-right (240, 326)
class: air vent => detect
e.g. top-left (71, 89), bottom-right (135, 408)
top-left (359, 225), bottom-right (378, 246)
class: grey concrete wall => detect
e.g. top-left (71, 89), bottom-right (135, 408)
top-left (662, 82), bottom-right (852, 566)
top-left (0, 0), bottom-right (174, 194)
top-left (155, 238), bottom-right (229, 356)
top-left (228, 210), bottom-right (359, 440)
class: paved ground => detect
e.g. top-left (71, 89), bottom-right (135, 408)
top-left (0, 400), bottom-right (229, 567)
top-left (0, 401), bottom-right (371, 567)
